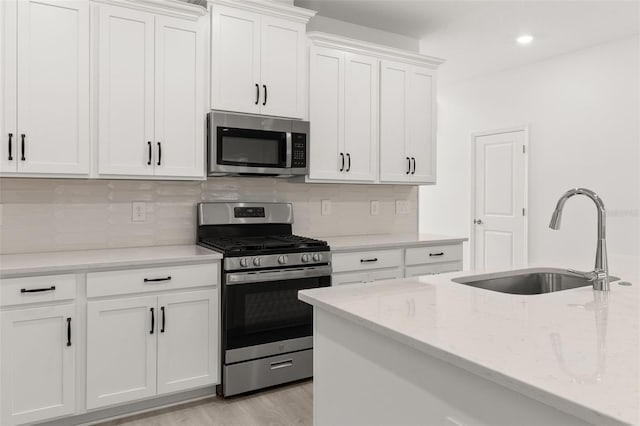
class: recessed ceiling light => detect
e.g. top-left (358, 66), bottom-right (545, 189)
top-left (517, 34), bottom-right (534, 45)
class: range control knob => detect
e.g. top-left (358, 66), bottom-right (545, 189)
top-left (278, 255), bottom-right (288, 265)
top-left (312, 253), bottom-right (321, 262)
top-left (301, 253), bottom-right (311, 263)
top-left (253, 257), bottom-right (261, 267)
top-left (239, 258), bottom-right (249, 267)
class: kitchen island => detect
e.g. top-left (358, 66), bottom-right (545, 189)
top-left (299, 271), bottom-right (639, 426)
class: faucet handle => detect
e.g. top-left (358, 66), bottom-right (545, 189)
top-left (566, 269), bottom-right (599, 281)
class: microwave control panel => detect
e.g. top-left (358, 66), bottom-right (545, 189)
top-left (291, 133), bottom-right (307, 168)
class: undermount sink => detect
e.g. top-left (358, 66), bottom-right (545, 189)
top-left (451, 268), bottom-right (619, 295)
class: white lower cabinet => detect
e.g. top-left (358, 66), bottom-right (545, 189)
top-left (1, 304), bottom-right (76, 426)
top-left (87, 290), bottom-right (218, 409)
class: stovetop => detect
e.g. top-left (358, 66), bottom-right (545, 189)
top-left (199, 234), bottom-right (328, 256)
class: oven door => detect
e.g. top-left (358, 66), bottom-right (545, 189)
top-left (223, 266), bottom-right (331, 363)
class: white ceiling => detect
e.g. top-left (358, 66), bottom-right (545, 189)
top-left (295, 0), bottom-right (640, 86)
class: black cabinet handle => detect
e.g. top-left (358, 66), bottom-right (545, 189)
top-left (411, 157), bottom-right (416, 175)
top-left (150, 308), bottom-right (155, 334)
top-left (147, 141), bottom-right (152, 165)
top-left (262, 84), bottom-right (267, 106)
top-left (255, 83), bottom-right (260, 105)
top-left (8, 133), bottom-right (13, 161)
top-left (144, 276), bottom-right (171, 283)
top-left (160, 306), bottom-right (166, 333)
top-left (346, 153), bottom-right (351, 172)
top-left (66, 318), bottom-right (72, 347)
top-left (21, 286), bottom-right (56, 293)
top-left (21, 134), bottom-right (25, 161)
top-left (360, 258), bottom-right (378, 263)
top-left (406, 157), bottom-right (410, 174)
top-left (157, 142), bottom-right (161, 166)
top-left (339, 153), bottom-right (345, 172)
top-left (429, 252), bottom-right (444, 257)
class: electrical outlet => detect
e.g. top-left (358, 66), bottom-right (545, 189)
top-left (132, 202), bottom-right (146, 222)
top-left (395, 200), bottom-right (410, 215)
top-left (370, 200), bottom-right (380, 216)
top-left (321, 199), bottom-right (332, 216)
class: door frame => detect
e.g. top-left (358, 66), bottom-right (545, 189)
top-left (469, 125), bottom-right (529, 270)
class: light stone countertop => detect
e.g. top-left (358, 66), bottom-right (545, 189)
top-left (316, 233), bottom-right (468, 251)
top-left (299, 269), bottom-right (639, 426)
top-left (0, 245), bottom-right (222, 278)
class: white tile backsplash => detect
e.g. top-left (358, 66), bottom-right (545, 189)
top-left (0, 178), bottom-right (418, 254)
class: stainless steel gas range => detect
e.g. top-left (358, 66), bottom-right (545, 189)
top-left (196, 202), bottom-right (331, 397)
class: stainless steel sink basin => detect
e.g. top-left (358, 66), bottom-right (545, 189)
top-left (451, 268), bottom-right (619, 295)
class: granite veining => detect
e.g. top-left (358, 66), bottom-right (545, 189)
top-left (299, 271), bottom-right (640, 426)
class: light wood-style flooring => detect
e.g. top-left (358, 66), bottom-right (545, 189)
top-left (98, 381), bottom-right (313, 426)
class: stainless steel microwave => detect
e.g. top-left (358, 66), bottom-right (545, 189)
top-left (207, 112), bottom-right (309, 177)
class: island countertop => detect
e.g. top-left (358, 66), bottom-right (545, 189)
top-left (299, 270), bottom-right (639, 426)
top-left (314, 233), bottom-right (467, 251)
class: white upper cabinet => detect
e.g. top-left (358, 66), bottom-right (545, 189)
top-left (97, 3), bottom-right (206, 179)
top-left (210, 1), bottom-right (314, 119)
top-left (308, 44), bottom-right (377, 182)
top-left (380, 60), bottom-right (437, 184)
top-left (1, 0), bottom-right (89, 176)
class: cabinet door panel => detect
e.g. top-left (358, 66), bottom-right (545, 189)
top-left (0, 0), bottom-right (17, 174)
top-left (87, 296), bottom-right (157, 409)
top-left (344, 53), bottom-right (378, 182)
top-left (332, 271), bottom-right (369, 286)
top-left (157, 290), bottom-right (219, 394)
top-left (407, 66), bottom-right (436, 183)
top-left (16, 0), bottom-right (89, 175)
top-left (98, 5), bottom-right (154, 176)
top-left (211, 6), bottom-right (260, 114)
top-left (308, 46), bottom-right (345, 180)
top-left (370, 268), bottom-right (403, 282)
top-left (379, 60), bottom-right (409, 183)
top-left (154, 16), bottom-right (204, 178)
top-left (260, 16), bottom-right (304, 118)
top-left (1, 304), bottom-right (75, 426)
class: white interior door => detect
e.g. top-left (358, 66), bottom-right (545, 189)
top-left (157, 290), bottom-right (219, 395)
top-left (473, 129), bottom-right (527, 270)
top-left (1, 304), bottom-right (76, 426)
top-left (154, 15), bottom-right (204, 178)
top-left (16, 0), bottom-right (89, 175)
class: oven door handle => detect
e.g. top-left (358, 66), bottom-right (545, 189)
top-left (226, 265), bottom-right (332, 285)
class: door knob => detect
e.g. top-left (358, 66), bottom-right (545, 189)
top-left (474, 219), bottom-right (483, 225)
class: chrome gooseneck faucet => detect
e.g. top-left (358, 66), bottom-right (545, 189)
top-left (549, 188), bottom-right (609, 291)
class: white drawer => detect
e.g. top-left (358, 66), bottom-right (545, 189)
top-left (1, 274), bottom-right (77, 306)
top-left (87, 263), bottom-right (219, 298)
top-left (405, 262), bottom-right (462, 277)
top-left (405, 244), bottom-right (462, 266)
top-left (332, 249), bottom-right (402, 273)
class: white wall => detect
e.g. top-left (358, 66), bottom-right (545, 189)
top-left (419, 36), bottom-right (640, 278)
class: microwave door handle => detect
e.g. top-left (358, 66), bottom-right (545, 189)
top-left (285, 133), bottom-right (292, 168)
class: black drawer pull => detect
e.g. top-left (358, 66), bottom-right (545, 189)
top-left (360, 258), bottom-right (378, 263)
top-left (21, 286), bottom-right (56, 293)
top-left (21, 134), bottom-right (25, 161)
top-left (144, 276), bottom-right (172, 283)
top-left (147, 141), bottom-right (152, 165)
top-left (255, 83), bottom-right (260, 105)
top-left (8, 133), bottom-right (13, 160)
top-left (150, 307), bottom-right (155, 334)
top-left (262, 84), bottom-right (267, 106)
top-left (66, 318), bottom-right (72, 347)
top-left (429, 252), bottom-right (445, 257)
top-left (160, 306), bottom-right (166, 333)
top-left (157, 142), bottom-right (162, 166)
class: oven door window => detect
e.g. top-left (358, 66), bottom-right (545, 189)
top-left (225, 276), bottom-right (330, 350)
top-left (217, 127), bottom-right (287, 168)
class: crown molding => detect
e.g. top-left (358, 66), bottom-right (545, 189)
top-left (307, 31), bottom-right (445, 69)
top-left (93, 0), bottom-right (208, 20)
top-left (208, 0), bottom-right (316, 24)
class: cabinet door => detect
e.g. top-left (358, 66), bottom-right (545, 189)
top-left (0, 0), bottom-right (17, 173)
top-left (260, 16), bottom-right (305, 118)
top-left (406, 66), bottom-right (436, 183)
top-left (332, 271), bottom-right (369, 286)
top-left (210, 6), bottom-right (260, 114)
top-left (370, 268), bottom-right (403, 282)
top-left (379, 60), bottom-right (410, 183)
top-left (98, 5), bottom-right (154, 176)
top-left (157, 290), bottom-right (219, 395)
top-left (154, 15), bottom-right (205, 178)
top-left (87, 296), bottom-right (157, 409)
top-left (16, 0), bottom-right (89, 175)
top-left (344, 53), bottom-right (378, 182)
top-left (1, 304), bottom-right (75, 426)
top-left (308, 46), bottom-right (345, 181)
